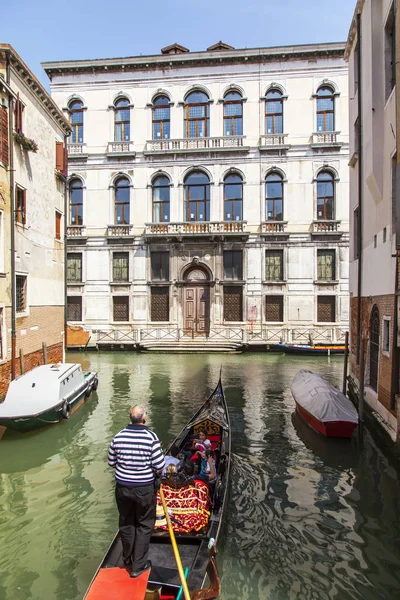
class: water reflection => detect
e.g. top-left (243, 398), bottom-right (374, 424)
top-left (0, 353), bottom-right (400, 600)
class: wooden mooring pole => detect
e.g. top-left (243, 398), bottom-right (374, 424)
top-left (42, 342), bottom-right (48, 364)
top-left (19, 348), bottom-right (25, 374)
top-left (342, 331), bottom-right (349, 395)
top-left (358, 336), bottom-right (366, 443)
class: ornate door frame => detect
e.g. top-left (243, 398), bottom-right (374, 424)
top-left (182, 265), bottom-right (211, 336)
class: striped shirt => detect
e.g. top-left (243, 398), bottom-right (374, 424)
top-left (108, 423), bottom-right (165, 487)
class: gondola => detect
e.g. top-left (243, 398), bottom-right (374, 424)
top-left (84, 372), bottom-right (230, 600)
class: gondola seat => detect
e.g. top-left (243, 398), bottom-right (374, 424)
top-left (155, 480), bottom-right (211, 534)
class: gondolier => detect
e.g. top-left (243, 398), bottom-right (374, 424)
top-left (108, 404), bottom-right (165, 577)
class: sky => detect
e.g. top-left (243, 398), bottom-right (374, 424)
top-left (1, 0), bottom-right (356, 90)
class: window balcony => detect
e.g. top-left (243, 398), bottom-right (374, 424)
top-left (67, 143), bottom-right (88, 158)
top-left (310, 132), bottom-right (342, 149)
top-left (311, 220), bottom-right (342, 235)
top-left (261, 221), bottom-right (289, 237)
top-left (259, 134), bottom-right (290, 152)
top-left (107, 141), bottom-right (135, 156)
top-left (66, 226), bottom-right (86, 238)
top-left (107, 224), bottom-right (134, 237)
top-left (144, 136), bottom-right (249, 155)
top-left (144, 220), bottom-right (248, 239)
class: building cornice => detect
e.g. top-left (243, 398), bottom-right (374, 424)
top-left (42, 42), bottom-right (346, 79)
top-left (0, 44), bottom-right (71, 134)
top-left (344, 0), bottom-right (365, 61)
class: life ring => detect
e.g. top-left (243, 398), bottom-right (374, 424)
top-left (92, 377), bottom-right (98, 392)
top-left (61, 401), bottom-right (71, 419)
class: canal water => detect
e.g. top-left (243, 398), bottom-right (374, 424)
top-left (0, 352), bottom-right (400, 600)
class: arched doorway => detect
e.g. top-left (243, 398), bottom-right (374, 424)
top-left (183, 265), bottom-right (210, 335)
top-left (370, 305), bottom-right (380, 391)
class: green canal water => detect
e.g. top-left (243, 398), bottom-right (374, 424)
top-left (0, 352), bottom-right (400, 600)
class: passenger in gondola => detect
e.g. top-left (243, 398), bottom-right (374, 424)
top-left (162, 444), bottom-right (181, 476)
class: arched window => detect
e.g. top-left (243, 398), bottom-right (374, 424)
top-left (265, 172), bottom-right (283, 221)
top-left (114, 177), bottom-right (130, 224)
top-left (69, 100), bottom-right (84, 144)
top-left (153, 96), bottom-right (170, 140)
top-left (224, 174), bottom-right (243, 221)
top-left (69, 179), bottom-right (83, 225)
top-left (184, 171), bottom-right (210, 221)
top-left (223, 91), bottom-right (243, 136)
top-left (265, 90), bottom-right (283, 134)
top-left (316, 171), bottom-right (334, 220)
top-left (184, 91), bottom-right (209, 138)
top-left (370, 305), bottom-right (380, 392)
top-left (114, 98), bottom-right (130, 142)
top-left (316, 86), bottom-right (334, 132)
top-left (152, 176), bottom-right (170, 222)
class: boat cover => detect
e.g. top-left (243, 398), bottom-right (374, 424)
top-left (291, 369), bottom-right (358, 424)
top-left (0, 363), bottom-right (81, 418)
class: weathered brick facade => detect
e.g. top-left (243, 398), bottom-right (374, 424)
top-left (350, 294), bottom-right (397, 414)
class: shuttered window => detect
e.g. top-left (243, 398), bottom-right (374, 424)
top-left (317, 250), bottom-right (335, 280)
top-left (16, 275), bottom-right (27, 313)
top-left (0, 106), bottom-right (8, 166)
top-left (55, 141), bottom-right (66, 174)
top-left (265, 295), bottom-right (283, 322)
top-left (113, 252), bottom-right (129, 282)
top-left (223, 286), bottom-right (243, 321)
top-left (67, 296), bottom-right (82, 321)
top-left (14, 94), bottom-right (24, 132)
top-left (317, 296), bottom-right (335, 322)
top-left (67, 253), bottom-right (82, 282)
top-left (265, 250), bottom-right (283, 281)
top-left (113, 296), bottom-right (129, 321)
top-left (55, 211), bottom-right (62, 240)
top-left (15, 187), bottom-right (26, 225)
top-left (151, 287), bottom-right (169, 321)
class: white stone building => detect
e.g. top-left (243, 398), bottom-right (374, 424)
top-left (43, 41), bottom-right (349, 350)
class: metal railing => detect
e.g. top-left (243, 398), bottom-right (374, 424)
top-left (107, 141), bottom-right (134, 154)
top-left (96, 329), bottom-right (138, 343)
top-left (145, 221), bottom-right (246, 235)
top-left (145, 136), bottom-right (247, 152)
top-left (312, 131), bottom-right (340, 145)
top-left (107, 224), bottom-right (134, 236)
top-left (66, 225), bottom-right (86, 237)
top-left (259, 134), bottom-right (288, 147)
top-left (312, 220), bottom-right (341, 233)
top-left (261, 221), bottom-right (288, 233)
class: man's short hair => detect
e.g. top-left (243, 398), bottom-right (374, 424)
top-left (130, 404), bottom-right (146, 424)
top-left (170, 444), bottom-right (180, 457)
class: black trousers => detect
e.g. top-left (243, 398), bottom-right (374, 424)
top-left (115, 482), bottom-right (156, 571)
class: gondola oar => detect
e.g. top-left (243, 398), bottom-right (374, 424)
top-left (159, 485), bottom-right (191, 600)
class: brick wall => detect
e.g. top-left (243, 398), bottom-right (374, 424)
top-left (0, 341), bottom-right (63, 398)
top-left (350, 293), bottom-right (396, 413)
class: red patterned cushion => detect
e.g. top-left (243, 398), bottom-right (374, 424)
top-left (155, 481), bottom-right (211, 533)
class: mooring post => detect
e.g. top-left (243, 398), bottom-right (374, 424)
top-left (19, 348), bottom-right (24, 374)
top-left (358, 336), bottom-right (366, 442)
top-left (42, 342), bottom-right (48, 364)
top-left (342, 331), bottom-right (349, 395)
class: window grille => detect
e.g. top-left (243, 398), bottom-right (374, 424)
top-left (265, 250), bottom-right (283, 281)
top-left (151, 287), bottom-right (169, 321)
top-left (113, 296), bottom-right (129, 321)
top-left (67, 296), bottom-right (82, 321)
top-left (16, 275), bottom-right (27, 312)
top-left (223, 286), bottom-right (242, 321)
top-left (67, 253), bottom-right (82, 282)
top-left (317, 296), bottom-right (335, 322)
top-left (317, 250), bottom-right (335, 280)
top-left (265, 295), bottom-right (283, 322)
top-left (113, 252), bottom-right (129, 282)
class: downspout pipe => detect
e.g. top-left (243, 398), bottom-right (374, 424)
top-left (356, 12), bottom-right (363, 365)
top-left (6, 51), bottom-right (16, 380)
top-left (63, 135), bottom-right (68, 361)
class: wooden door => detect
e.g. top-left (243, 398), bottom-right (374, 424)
top-left (183, 285), bottom-right (209, 334)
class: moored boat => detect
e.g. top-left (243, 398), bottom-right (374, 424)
top-left (271, 343), bottom-right (345, 355)
top-left (84, 373), bottom-right (230, 600)
top-left (291, 369), bottom-right (358, 438)
top-left (0, 363), bottom-right (98, 433)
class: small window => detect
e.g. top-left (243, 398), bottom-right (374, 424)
top-left (265, 89), bottom-right (283, 134)
top-left (317, 296), bottom-right (336, 322)
top-left (383, 227), bottom-right (387, 243)
top-left (55, 211), bottom-right (62, 240)
top-left (113, 296), bottom-right (129, 321)
top-left (69, 179), bottom-right (83, 225)
top-left (265, 172), bottom-right (283, 221)
top-left (69, 100), bottom-right (84, 144)
top-left (114, 98), bottom-right (130, 142)
top-left (224, 174), bottom-right (243, 221)
top-left (67, 253), bottom-right (82, 283)
top-left (316, 86), bottom-right (335, 132)
top-left (317, 249), bottom-right (335, 281)
top-left (151, 287), bottom-right (169, 321)
top-left (265, 250), bottom-right (283, 281)
top-left (223, 286), bottom-right (242, 321)
top-left (374, 234), bottom-right (377, 248)
top-left (223, 251), bottom-right (243, 280)
top-left (67, 296), bottom-right (82, 321)
top-left (223, 91), bottom-right (243, 136)
top-left (16, 275), bottom-right (27, 313)
top-left (15, 186), bottom-right (26, 225)
top-left (153, 96), bottom-right (170, 140)
top-left (151, 252), bottom-right (169, 281)
top-left (265, 295), bottom-right (283, 322)
top-left (152, 176), bottom-right (170, 223)
top-left (383, 318), bottom-right (391, 353)
top-left (114, 177), bottom-right (130, 225)
top-left (316, 171), bottom-right (334, 221)
top-left (113, 252), bottom-right (129, 282)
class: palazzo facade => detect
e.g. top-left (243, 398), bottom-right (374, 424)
top-left (43, 41), bottom-right (349, 349)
